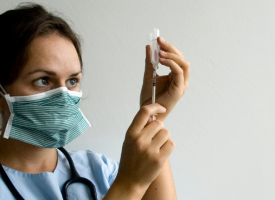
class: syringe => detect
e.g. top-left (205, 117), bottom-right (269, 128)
top-left (150, 28), bottom-right (160, 121)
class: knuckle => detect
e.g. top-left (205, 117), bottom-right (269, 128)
top-left (135, 137), bottom-right (145, 151)
top-left (162, 128), bottom-right (171, 138)
top-left (168, 139), bottom-right (175, 150)
top-left (151, 155), bottom-right (162, 166)
top-left (168, 52), bottom-right (174, 60)
top-left (155, 103), bottom-right (161, 107)
top-left (165, 59), bottom-right (174, 67)
top-left (178, 68), bottom-right (184, 76)
top-left (140, 106), bottom-right (150, 116)
top-left (169, 59), bottom-right (175, 65)
top-left (155, 120), bottom-right (164, 128)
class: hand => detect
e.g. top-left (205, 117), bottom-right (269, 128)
top-left (140, 37), bottom-right (190, 122)
top-left (114, 103), bottom-right (175, 197)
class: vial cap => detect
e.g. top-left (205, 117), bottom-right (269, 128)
top-left (150, 28), bottom-right (160, 40)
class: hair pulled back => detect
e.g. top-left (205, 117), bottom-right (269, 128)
top-left (0, 3), bottom-right (82, 87)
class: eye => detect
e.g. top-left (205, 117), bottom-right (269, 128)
top-left (67, 78), bottom-right (78, 87)
top-left (34, 78), bottom-right (48, 87)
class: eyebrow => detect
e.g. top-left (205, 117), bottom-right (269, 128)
top-left (27, 69), bottom-right (82, 77)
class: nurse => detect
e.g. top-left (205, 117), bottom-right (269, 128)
top-left (0, 3), bottom-right (190, 200)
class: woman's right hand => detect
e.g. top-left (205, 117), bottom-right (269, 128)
top-left (110, 103), bottom-right (175, 198)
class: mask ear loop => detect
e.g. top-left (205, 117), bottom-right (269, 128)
top-left (0, 84), bottom-right (13, 138)
top-left (0, 84), bottom-right (7, 97)
top-left (0, 85), bottom-right (6, 133)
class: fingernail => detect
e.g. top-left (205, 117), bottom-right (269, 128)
top-left (160, 50), bottom-right (167, 55)
top-left (148, 117), bottom-right (152, 123)
top-left (160, 37), bottom-right (165, 42)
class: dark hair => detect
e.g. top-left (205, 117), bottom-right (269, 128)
top-left (0, 3), bottom-right (83, 87)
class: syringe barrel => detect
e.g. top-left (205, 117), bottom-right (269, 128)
top-left (153, 70), bottom-right (157, 85)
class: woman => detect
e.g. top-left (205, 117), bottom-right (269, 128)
top-left (0, 3), bottom-right (190, 200)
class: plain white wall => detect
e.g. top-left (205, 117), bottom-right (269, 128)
top-left (1, 0), bottom-right (275, 199)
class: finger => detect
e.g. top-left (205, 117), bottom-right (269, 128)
top-left (157, 37), bottom-right (182, 57)
top-left (159, 50), bottom-right (190, 84)
top-left (160, 47), bottom-right (184, 60)
top-left (160, 139), bottom-right (175, 157)
top-left (159, 58), bottom-right (184, 89)
top-left (151, 128), bottom-right (170, 149)
top-left (129, 104), bottom-right (166, 135)
top-left (144, 45), bottom-right (155, 81)
top-left (142, 120), bottom-right (164, 140)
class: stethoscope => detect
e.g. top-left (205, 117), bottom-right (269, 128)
top-left (0, 147), bottom-right (98, 200)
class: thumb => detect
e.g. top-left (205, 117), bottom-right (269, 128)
top-left (143, 45), bottom-right (154, 81)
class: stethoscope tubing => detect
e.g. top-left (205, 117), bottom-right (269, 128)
top-left (0, 163), bottom-right (24, 200)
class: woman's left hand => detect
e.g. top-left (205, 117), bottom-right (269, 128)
top-left (140, 37), bottom-right (190, 122)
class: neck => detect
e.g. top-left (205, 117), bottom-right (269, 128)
top-left (0, 134), bottom-right (58, 174)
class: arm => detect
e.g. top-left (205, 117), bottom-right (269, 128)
top-left (104, 160), bottom-right (176, 200)
top-left (142, 160), bottom-right (177, 200)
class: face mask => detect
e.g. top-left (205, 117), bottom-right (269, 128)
top-left (0, 85), bottom-right (91, 148)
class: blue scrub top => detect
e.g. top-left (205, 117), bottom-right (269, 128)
top-left (0, 149), bottom-right (119, 200)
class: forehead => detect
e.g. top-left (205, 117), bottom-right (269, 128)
top-left (22, 34), bottom-right (81, 75)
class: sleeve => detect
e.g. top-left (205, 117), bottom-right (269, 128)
top-left (69, 150), bottom-right (120, 199)
top-left (107, 159), bottom-right (119, 186)
top-left (96, 152), bottom-right (119, 186)
top-left (85, 150), bottom-right (119, 187)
